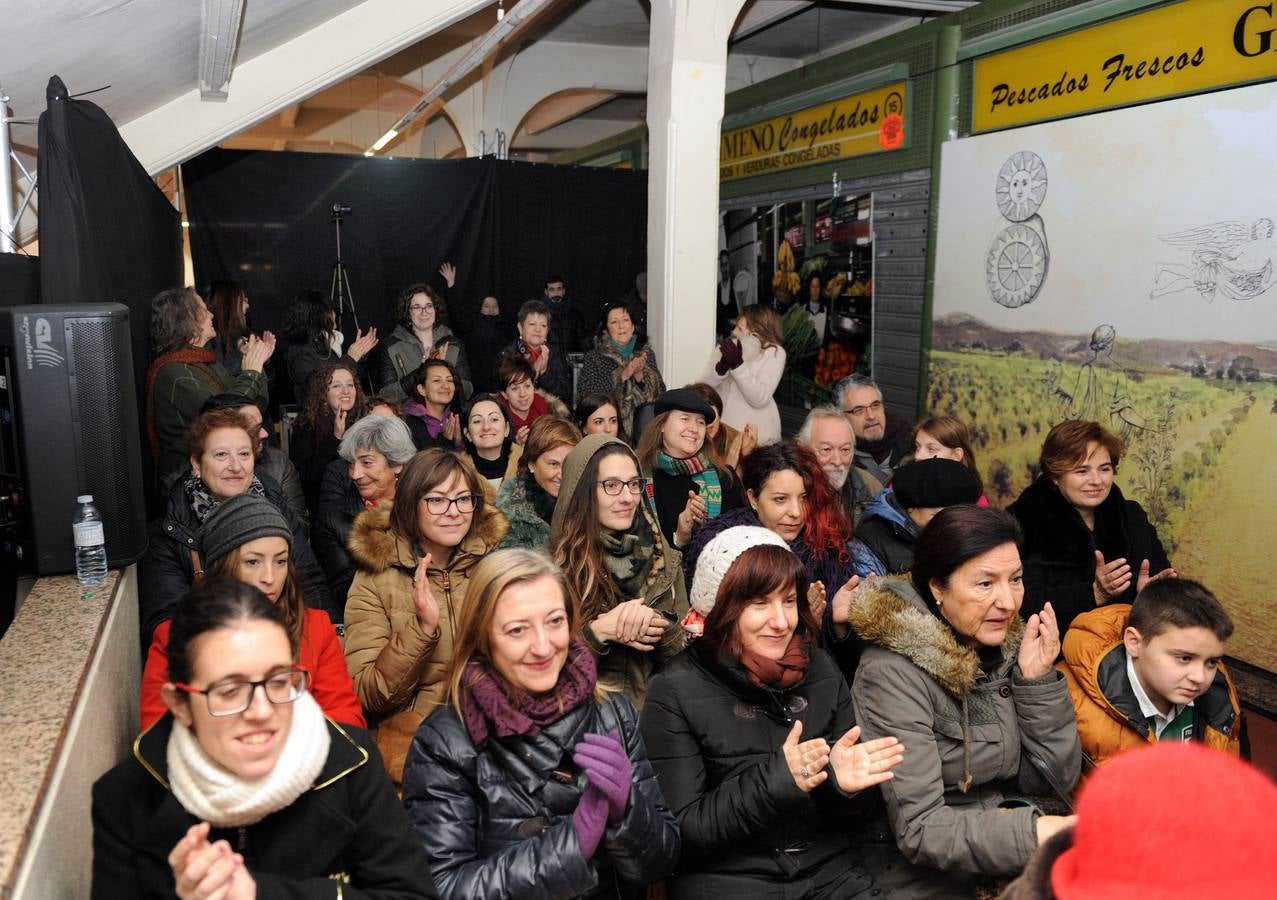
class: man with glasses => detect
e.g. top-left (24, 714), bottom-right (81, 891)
top-left (834, 373), bottom-right (914, 485)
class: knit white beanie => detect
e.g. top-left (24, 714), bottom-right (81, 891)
top-left (689, 526), bottom-right (791, 616)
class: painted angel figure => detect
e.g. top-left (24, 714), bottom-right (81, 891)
top-left (1151, 218), bottom-right (1277, 302)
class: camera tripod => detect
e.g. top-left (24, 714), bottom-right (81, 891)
top-left (329, 203), bottom-right (360, 330)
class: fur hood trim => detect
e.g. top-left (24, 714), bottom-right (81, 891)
top-left (849, 576), bottom-right (1024, 698)
top-left (346, 498), bottom-right (508, 574)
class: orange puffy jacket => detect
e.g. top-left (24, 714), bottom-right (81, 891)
top-left (1059, 603), bottom-right (1241, 770)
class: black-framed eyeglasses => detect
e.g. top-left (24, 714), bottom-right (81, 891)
top-left (597, 477), bottom-right (646, 496)
top-left (843, 399), bottom-right (884, 417)
top-left (421, 493), bottom-right (479, 515)
top-left (409, 303), bottom-right (435, 314)
top-left (175, 666), bottom-right (310, 717)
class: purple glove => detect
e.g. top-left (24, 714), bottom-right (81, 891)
top-left (573, 731), bottom-right (632, 823)
top-left (715, 338), bottom-right (743, 375)
top-left (572, 784), bottom-right (609, 858)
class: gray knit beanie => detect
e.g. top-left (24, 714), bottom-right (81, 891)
top-left (689, 526), bottom-right (790, 616)
top-left (197, 494), bottom-right (292, 567)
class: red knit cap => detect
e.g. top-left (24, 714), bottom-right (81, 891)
top-left (1052, 742), bottom-right (1277, 898)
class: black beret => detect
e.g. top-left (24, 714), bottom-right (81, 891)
top-left (893, 458), bottom-right (982, 508)
top-left (654, 388), bottom-right (716, 424)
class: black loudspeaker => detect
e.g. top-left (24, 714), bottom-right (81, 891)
top-left (0, 303), bottom-right (148, 575)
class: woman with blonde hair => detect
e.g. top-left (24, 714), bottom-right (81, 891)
top-left (402, 549), bottom-right (680, 898)
top-left (551, 435), bottom-right (688, 704)
top-left (700, 303), bottom-right (787, 443)
top-left (345, 449), bottom-right (509, 784)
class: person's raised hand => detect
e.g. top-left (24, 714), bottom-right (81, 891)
top-left (573, 731), bottom-right (632, 823)
top-left (439, 261), bottom-right (457, 288)
top-left (1092, 550), bottom-right (1132, 603)
top-left (740, 422), bottom-right (759, 460)
top-left (1018, 601), bottom-right (1061, 679)
top-left (514, 425), bottom-right (531, 446)
top-left (442, 413), bottom-right (460, 443)
top-left (781, 720), bottom-right (830, 793)
top-left (807, 581), bottom-right (827, 622)
top-left (429, 340), bottom-right (451, 361)
top-left (412, 555), bottom-right (440, 635)
top-left (333, 407), bottom-right (348, 439)
top-left (347, 327), bottom-right (379, 362)
top-left (674, 490), bottom-right (708, 547)
top-left (1136, 558), bottom-right (1177, 593)
top-left (240, 335), bottom-right (271, 373)
top-left (829, 726), bottom-right (904, 794)
top-left (170, 823), bottom-right (244, 900)
top-left (632, 352), bottom-right (647, 383)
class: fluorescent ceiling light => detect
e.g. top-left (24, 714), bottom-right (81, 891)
top-left (368, 128), bottom-right (399, 154)
top-left (200, 0), bottom-right (246, 101)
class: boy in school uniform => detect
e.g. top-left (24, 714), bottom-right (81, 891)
top-left (1059, 578), bottom-right (1243, 769)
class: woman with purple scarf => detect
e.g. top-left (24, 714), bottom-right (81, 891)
top-left (402, 548), bottom-right (679, 899)
top-left (403, 358), bottom-right (466, 452)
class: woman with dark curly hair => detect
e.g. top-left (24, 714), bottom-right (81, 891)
top-left (375, 279), bottom-right (473, 401)
top-left (577, 299), bottom-right (665, 438)
top-left (288, 361), bottom-right (369, 516)
top-left (145, 286), bottom-right (274, 480)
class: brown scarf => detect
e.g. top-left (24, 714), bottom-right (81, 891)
top-left (739, 633), bottom-right (810, 689)
top-left (145, 348), bottom-right (223, 455)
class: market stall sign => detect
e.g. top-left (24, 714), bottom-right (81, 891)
top-left (720, 82), bottom-right (907, 181)
top-left (973, 0), bottom-right (1277, 132)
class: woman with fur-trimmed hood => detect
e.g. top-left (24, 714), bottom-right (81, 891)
top-left (344, 449), bottom-right (508, 785)
top-left (849, 506), bottom-right (1080, 898)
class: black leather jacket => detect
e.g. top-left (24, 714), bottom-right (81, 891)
top-left (402, 693), bottom-right (679, 899)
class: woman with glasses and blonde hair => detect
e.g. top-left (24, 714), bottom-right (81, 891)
top-left (345, 449), bottom-right (510, 785)
top-left (550, 435), bottom-right (689, 706)
top-left (140, 494), bottom-right (363, 731)
top-left (699, 304), bottom-right (787, 443)
top-left (402, 548), bottom-right (679, 898)
top-left (92, 579), bottom-right (435, 898)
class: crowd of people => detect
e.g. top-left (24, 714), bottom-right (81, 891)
top-left (102, 271), bottom-right (1267, 898)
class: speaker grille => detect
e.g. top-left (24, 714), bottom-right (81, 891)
top-left (68, 318), bottom-right (134, 560)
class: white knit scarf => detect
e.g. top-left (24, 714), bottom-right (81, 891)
top-left (166, 691), bottom-right (331, 828)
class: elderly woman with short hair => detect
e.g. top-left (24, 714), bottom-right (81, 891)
top-left (312, 411), bottom-right (418, 608)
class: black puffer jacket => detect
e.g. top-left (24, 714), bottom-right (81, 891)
top-left (1009, 477), bottom-right (1170, 637)
top-left (639, 642), bottom-right (887, 898)
top-left (403, 693), bottom-right (679, 899)
top-left (137, 473), bottom-right (335, 651)
top-left (312, 457), bottom-right (365, 608)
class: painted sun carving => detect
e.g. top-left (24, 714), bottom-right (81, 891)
top-left (995, 151), bottom-right (1048, 222)
top-left (987, 223), bottom-right (1048, 308)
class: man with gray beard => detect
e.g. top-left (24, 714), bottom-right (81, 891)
top-left (797, 406), bottom-right (883, 528)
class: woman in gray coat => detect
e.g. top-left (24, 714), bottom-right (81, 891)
top-left (848, 505), bottom-right (1080, 898)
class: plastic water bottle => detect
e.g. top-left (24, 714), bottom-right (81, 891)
top-left (73, 495), bottom-right (107, 586)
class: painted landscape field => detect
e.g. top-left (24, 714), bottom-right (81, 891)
top-left (928, 316), bottom-right (1277, 673)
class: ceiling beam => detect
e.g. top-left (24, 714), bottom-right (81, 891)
top-left (822, 0), bottom-right (977, 13)
top-left (732, 1), bottom-right (813, 43)
top-left (118, 0), bottom-right (493, 175)
top-left (278, 104), bottom-right (300, 129)
top-left (199, 0), bottom-right (247, 100)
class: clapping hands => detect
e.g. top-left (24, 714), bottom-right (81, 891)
top-left (169, 822), bottom-right (256, 900)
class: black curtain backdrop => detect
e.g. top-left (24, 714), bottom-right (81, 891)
top-left (37, 75), bottom-right (184, 400)
top-left (0, 254), bottom-right (40, 307)
top-left (183, 148), bottom-right (648, 348)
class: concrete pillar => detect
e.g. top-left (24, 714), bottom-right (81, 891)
top-left (646, 0), bottom-right (747, 387)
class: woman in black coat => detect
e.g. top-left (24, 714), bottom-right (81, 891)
top-left (1009, 420), bottom-right (1174, 637)
top-left (640, 526), bottom-right (904, 899)
top-left (277, 288), bottom-right (378, 406)
top-left (138, 408), bottom-right (332, 651)
top-left (402, 548), bottom-right (680, 899)
top-left (312, 412), bottom-right (416, 608)
top-left (92, 579), bottom-right (435, 899)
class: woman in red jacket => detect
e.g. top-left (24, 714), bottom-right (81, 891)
top-left (140, 493), bottom-right (364, 728)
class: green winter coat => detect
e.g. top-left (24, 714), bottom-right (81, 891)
top-left (551, 434), bottom-right (688, 706)
top-left (149, 356), bottom-right (267, 478)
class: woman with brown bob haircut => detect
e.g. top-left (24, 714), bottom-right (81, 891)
top-left (640, 527), bottom-right (904, 898)
top-left (402, 549), bottom-right (680, 898)
top-left (1009, 419), bottom-right (1174, 637)
top-left (912, 415), bottom-right (986, 503)
top-left (345, 448), bottom-right (510, 784)
top-left (494, 415), bottom-right (582, 551)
